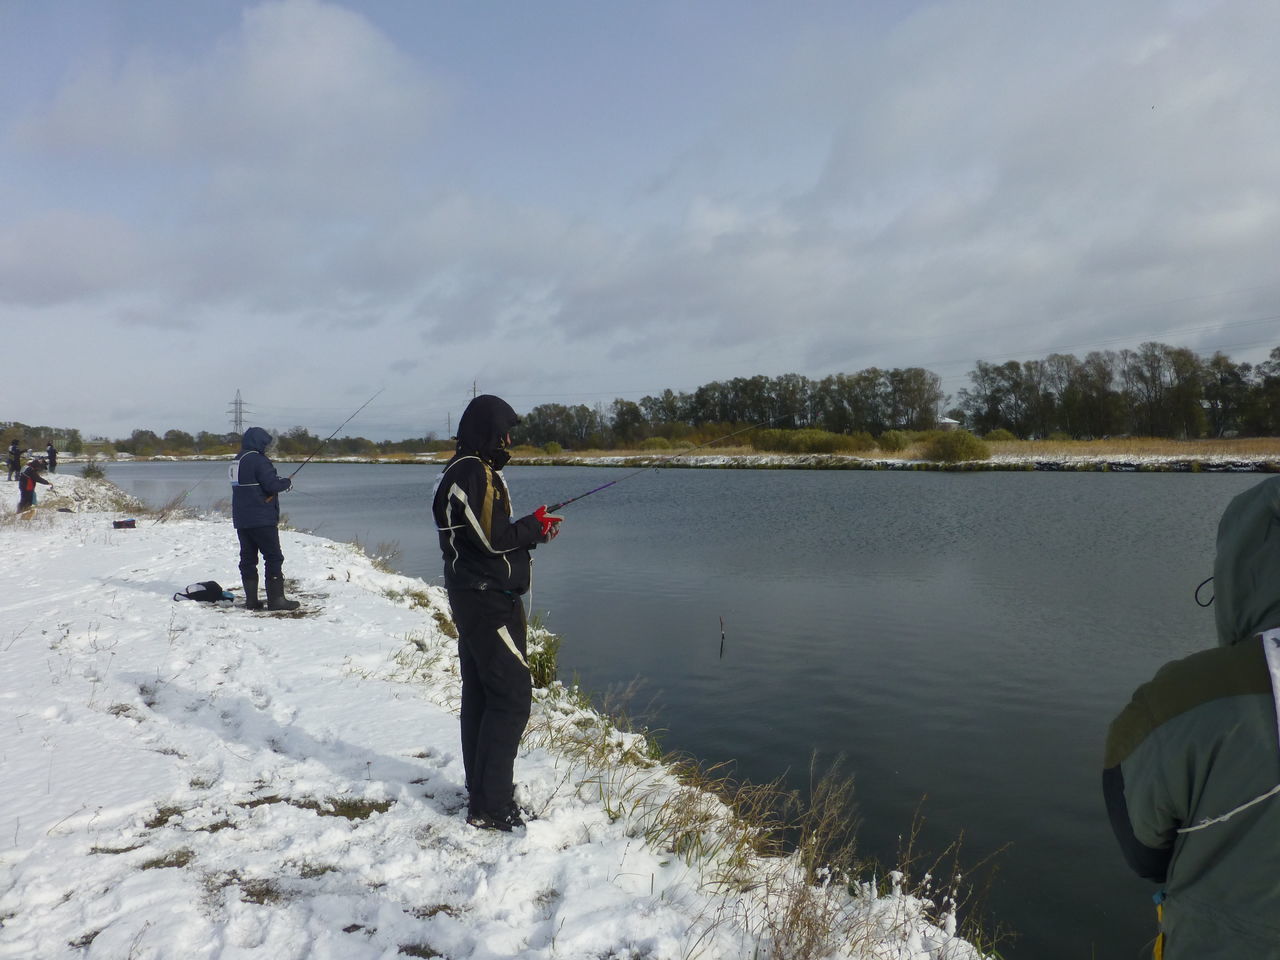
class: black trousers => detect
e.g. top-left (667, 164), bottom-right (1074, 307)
top-left (237, 525), bottom-right (285, 580)
top-left (447, 588), bottom-right (531, 816)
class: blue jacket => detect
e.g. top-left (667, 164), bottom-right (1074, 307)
top-left (229, 427), bottom-right (291, 530)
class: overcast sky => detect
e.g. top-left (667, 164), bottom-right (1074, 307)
top-left (3, 0), bottom-right (1279, 441)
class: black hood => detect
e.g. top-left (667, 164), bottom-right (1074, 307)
top-left (455, 395), bottom-right (520, 466)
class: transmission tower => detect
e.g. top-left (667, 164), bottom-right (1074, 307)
top-left (228, 389), bottom-right (247, 435)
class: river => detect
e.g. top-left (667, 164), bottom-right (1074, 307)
top-left (103, 459), bottom-right (1261, 959)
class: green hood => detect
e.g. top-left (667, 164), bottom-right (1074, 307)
top-left (1213, 475), bottom-right (1280, 646)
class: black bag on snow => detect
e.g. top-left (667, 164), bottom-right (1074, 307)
top-left (174, 580), bottom-right (234, 603)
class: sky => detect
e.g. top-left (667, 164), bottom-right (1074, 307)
top-left (3, 0), bottom-right (1280, 441)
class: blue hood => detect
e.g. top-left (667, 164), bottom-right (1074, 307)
top-left (240, 427), bottom-right (272, 454)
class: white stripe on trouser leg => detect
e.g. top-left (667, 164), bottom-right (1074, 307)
top-left (497, 625), bottom-right (529, 669)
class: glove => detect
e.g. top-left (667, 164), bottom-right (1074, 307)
top-left (533, 505), bottom-right (563, 540)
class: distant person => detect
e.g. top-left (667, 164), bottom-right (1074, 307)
top-left (16, 457), bottom-right (51, 513)
top-left (228, 427), bottom-right (299, 611)
top-left (6, 439), bottom-right (20, 482)
top-left (431, 395), bottom-right (562, 831)
top-left (45, 441), bottom-right (57, 473)
top-left (1104, 475), bottom-right (1280, 959)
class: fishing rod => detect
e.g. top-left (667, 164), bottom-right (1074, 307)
top-left (156, 389), bottom-right (385, 521)
top-left (547, 415), bottom-right (792, 512)
top-left (285, 388), bottom-right (385, 480)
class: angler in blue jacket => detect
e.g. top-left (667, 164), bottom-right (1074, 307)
top-left (229, 427), bottom-right (299, 611)
top-left (432, 395), bottom-right (562, 831)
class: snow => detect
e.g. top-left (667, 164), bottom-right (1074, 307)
top-left (0, 475), bottom-right (986, 960)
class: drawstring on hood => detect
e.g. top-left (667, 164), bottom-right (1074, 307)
top-left (454, 395), bottom-right (520, 470)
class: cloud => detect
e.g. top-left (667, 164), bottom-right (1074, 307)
top-left (10, 0), bottom-right (441, 316)
top-left (7, 0), bottom-right (1280, 438)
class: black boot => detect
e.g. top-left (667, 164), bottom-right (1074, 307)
top-left (242, 576), bottom-right (263, 610)
top-left (265, 577), bottom-right (300, 612)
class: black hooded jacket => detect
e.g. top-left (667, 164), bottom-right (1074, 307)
top-left (432, 395), bottom-right (543, 593)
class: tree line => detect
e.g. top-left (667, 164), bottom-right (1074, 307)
top-left (956, 343), bottom-right (1280, 440)
top-left (12, 341), bottom-right (1280, 457)
top-left (101, 428), bottom-right (450, 458)
top-left (519, 367), bottom-right (946, 449)
top-left (519, 343), bottom-right (1280, 447)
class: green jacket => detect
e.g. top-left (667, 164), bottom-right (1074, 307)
top-left (1104, 477), bottom-right (1280, 958)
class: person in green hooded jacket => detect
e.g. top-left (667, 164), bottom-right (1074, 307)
top-left (1104, 476), bottom-right (1280, 958)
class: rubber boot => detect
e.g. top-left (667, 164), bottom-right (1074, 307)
top-left (265, 577), bottom-right (300, 612)
top-left (242, 576), bottom-right (263, 610)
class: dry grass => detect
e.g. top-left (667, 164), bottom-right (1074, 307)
top-left (515, 444), bottom-right (758, 460)
top-left (516, 436), bottom-right (1280, 463)
top-left (984, 436), bottom-right (1280, 460)
top-left (523, 683), bottom-right (996, 958)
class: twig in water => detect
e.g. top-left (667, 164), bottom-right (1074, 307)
top-left (719, 617), bottom-right (725, 659)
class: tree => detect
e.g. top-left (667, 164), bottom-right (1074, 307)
top-left (275, 426), bottom-right (320, 455)
top-left (119, 429), bottom-right (162, 456)
top-left (1241, 347), bottom-right (1280, 436)
top-left (610, 399), bottom-right (647, 448)
top-left (1120, 343), bottom-right (1171, 436)
top-left (814, 369), bottom-right (890, 435)
top-left (1166, 346), bottom-right (1207, 439)
top-left (886, 367), bottom-right (943, 431)
top-left (1078, 351), bottom-right (1124, 437)
top-left (771, 373), bottom-right (812, 428)
top-left (163, 430), bottom-right (195, 454)
top-left (958, 361), bottom-right (1011, 436)
top-left (1203, 352), bottom-right (1250, 437)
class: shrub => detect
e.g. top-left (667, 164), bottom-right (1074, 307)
top-left (876, 430), bottom-right (908, 453)
top-left (639, 436), bottom-right (672, 451)
top-left (924, 430), bottom-right (990, 463)
top-left (1047, 431), bottom-right (1072, 442)
top-left (751, 429), bottom-right (874, 454)
top-left (81, 461), bottom-right (106, 480)
top-left (542, 441), bottom-right (562, 455)
top-left (983, 429), bottom-right (1017, 442)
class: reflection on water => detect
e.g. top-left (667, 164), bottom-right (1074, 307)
top-left (107, 460), bottom-right (1262, 959)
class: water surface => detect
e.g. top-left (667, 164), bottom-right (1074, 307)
top-left (106, 460), bottom-right (1260, 959)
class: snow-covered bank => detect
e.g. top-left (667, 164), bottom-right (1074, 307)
top-left (52, 449), bottom-right (1280, 472)
top-left (513, 452), bottom-right (1279, 472)
top-left (0, 477), bottom-right (986, 960)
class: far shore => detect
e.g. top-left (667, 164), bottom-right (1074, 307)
top-left (53, 437), bottom-right (1280, 474)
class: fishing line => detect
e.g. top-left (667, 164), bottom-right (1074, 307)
top-left (285, 388), bottom-right (385, 481)
top-left (263, 389), bottom-right (384, 506)
top-left (547, 415), bottom-right (793, 512)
